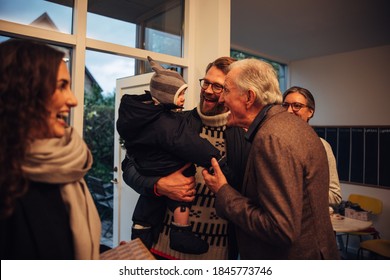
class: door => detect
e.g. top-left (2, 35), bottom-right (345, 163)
top-left (113, 72), bottom-right (154, 246)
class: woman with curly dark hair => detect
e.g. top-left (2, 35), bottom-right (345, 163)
top-left (0, 38), bottom-right (101, 259)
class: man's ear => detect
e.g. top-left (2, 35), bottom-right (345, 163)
top-left (246, 89), bottom-right (256, 109)
top-left (308, 108), bottom-right (314, 120)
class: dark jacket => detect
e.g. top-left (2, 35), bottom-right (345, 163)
top-left (0, 181), bottom-right (74, 260)
top-left (117, 93), bottom-right (220, 176)
top-left (216, 105), bottom-right (340, 259)
top-left (121, 104), bottom-right (250, 258)
top-left (121, 102), bottom-right (250, 196)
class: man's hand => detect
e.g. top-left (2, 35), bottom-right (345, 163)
top-left (202, 157), bottom-right (228, 194)
top-left (155, 163), bottom-right (196, 202)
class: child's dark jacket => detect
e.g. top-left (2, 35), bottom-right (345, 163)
top-left (116, 92), bottom-right (220, 176)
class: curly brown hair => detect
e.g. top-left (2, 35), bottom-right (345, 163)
top-left (0, 39), bottom-right (65, 218)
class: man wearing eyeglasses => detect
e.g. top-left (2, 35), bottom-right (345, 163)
top-left (122, 57), bottom-right (250, 260)
top-left (203, 58), bottom-right (339, 259)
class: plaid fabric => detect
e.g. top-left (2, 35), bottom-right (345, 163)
top-left (100, 238), bottom-right (155, 260)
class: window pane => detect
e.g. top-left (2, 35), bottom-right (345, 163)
top-left (83, 50), bottom-right (136, 247)
top-left (144, 2), bottom-right (183, 56)
top-left (0, 35), bottom-right (10, 43)
top-left (87, 13), bottom-right (136, 47)
top-left (0, 0), bottom-right (73, 34)
top-left (231, 49), bottom-right (287, 92)
top-left (145, 28), bottom-right (181, 57)
top-left (86, 0), bottom-right (183, 56)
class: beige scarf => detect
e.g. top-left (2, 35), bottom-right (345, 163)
top-left (22, 127), bottom-right (101, 260)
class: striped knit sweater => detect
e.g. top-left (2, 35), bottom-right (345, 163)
top-left (151, 105), bottom-right (229, 259)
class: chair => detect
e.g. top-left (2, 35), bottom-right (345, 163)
top-left (343, 194), bottom-right (382, 254)
top-left (86, 175), bottom-right (114, 237)
top-left (358, 239), bottom-right (390, 259)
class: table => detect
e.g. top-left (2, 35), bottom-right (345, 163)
top-left (330, 214), bottom-right (372, 233)
top-left (331, 214), bottom-right (374, 257)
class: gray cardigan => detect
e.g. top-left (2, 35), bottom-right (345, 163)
top-left (320, 138), bottom-right (342, 205)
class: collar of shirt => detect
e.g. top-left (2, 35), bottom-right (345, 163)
top-left (245, 104), bottom-right (274, 143)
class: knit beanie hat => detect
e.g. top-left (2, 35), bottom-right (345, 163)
top-left (148, 56), bottom-right (188, 106)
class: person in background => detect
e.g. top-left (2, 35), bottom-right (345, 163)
top-left (122, 57), bottom-right (250, 259)
top-left (0, 39), bottom-right (101, 259)
top-left (117, 56), bottom-right (225, 254)
top-left (203, 58), bottom-right (339, 259)
top-left (282, 86), bottom-right (342, 206)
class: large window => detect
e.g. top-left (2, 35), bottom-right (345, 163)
top-left (0, 0), bottom-right (185, 249)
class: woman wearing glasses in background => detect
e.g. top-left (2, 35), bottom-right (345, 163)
top-left (282, 86), bottom-right (342, 206)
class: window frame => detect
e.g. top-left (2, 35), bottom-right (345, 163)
top-left (0, 0), bottom-right (187, 134)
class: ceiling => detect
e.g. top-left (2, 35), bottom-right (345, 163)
top-left (48, 0), bottom-right (390, 63)
top-left (230, 0), bottom-right (390, 62)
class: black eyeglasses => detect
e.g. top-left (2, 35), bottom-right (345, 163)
top-left (199, 79), bottom-right (224, 94)
top-left (281, 102), bottom-right (309, 112)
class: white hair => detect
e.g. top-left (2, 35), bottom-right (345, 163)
top-left (228, 58), bottom-right (282, 106)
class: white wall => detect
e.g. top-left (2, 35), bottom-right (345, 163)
top-left (290, 45), bottom-right (390, 126)
top-left (289, 45), bottom-right (390, 251)
top-left (184, 0), bottom-right (231, 110)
